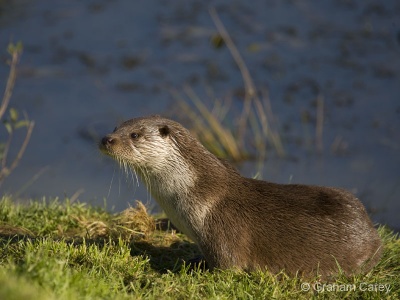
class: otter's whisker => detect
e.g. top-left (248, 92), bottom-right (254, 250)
top-left (138, 164), bottom-right (152, 203)
top-left (132, 166), bottom-right (139, 187)
top-left (128, 165), bottom-right (139, 188)
top-left (107, 167), bottom-right (116, 198)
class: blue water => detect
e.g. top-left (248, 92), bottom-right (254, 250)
top-left (0, 0), bottom-right (399, 229)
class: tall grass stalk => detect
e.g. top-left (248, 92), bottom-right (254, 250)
top-left (0, 42), bottom-right (35, 186)
top-left (175, 9), bottom-right (284, 175)
top-left (174, 86), bottom-right (244, 161)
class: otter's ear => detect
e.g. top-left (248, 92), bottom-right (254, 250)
top-left (159, 125), bottom-right (170, 137)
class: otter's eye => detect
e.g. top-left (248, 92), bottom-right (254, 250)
top-left (131, 133), bottom-right (139, 139)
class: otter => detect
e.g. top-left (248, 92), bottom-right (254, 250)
top-left (99, 115), bottom-right (382, 278)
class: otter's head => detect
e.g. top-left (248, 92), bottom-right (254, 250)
top-left (99, 115), bottom-right (204, 201)
top-left (99, 116), bottom-right (184, 173)
top-left (100, 115), bottom-right (232, 215)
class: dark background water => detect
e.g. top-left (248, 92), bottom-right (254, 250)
top-left (1, 0), bottom-right (399, 229)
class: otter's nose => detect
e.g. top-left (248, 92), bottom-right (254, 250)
top-left (101, 136), bottom-right (114, 146)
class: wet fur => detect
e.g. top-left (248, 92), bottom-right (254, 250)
top-left (100, 115), bottom-right (382, 278)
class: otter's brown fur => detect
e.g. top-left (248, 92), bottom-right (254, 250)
top-left (100, 115), bottom-right (382, 278)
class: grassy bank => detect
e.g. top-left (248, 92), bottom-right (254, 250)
top-left (0, 196), bottom-right (399, 299)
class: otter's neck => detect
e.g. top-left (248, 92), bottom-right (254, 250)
top-left (137, 144), bottom-right (231, 242)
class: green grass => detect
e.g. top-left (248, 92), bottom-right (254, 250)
top-left (0, 196), bottom-right (399, 299)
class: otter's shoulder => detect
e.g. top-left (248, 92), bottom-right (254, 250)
top-left (217, 158), bottom-right (240, 175)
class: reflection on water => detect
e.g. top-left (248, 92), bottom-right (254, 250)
top-left (0, 0), bottom-right (399, 229)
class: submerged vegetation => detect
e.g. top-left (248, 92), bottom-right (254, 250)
top-left (0, 197), bottom-right (399, 299)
